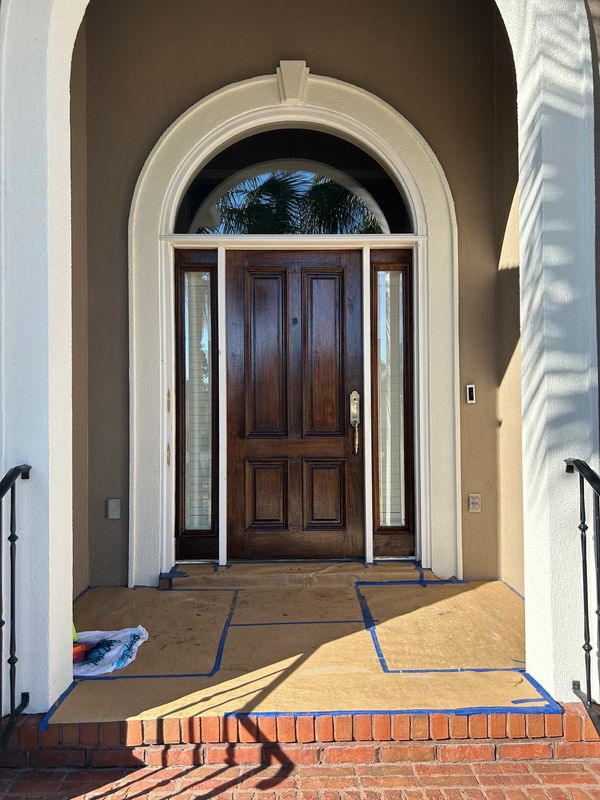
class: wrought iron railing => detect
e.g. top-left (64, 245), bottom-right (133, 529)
top-left (0, 465), bottom-right (30, 749)
top-left (565, 458), bottom-right (600, 734)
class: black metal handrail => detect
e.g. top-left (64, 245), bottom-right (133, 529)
top-left (566, 458), bottom-right (600, 734)
top-left (0, 464), bottom-right (30, 750)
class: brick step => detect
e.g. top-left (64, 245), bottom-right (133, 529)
top-left (1, 704), bottom-right (598, 770)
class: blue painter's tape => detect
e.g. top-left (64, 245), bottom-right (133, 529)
top-left (79, 589), bottom-right (239, 682)
top-left (355, 579), bottom-right (469, 587)
top-left (39, 681), bottom-right (78, 731)
top-left (223, 697), bottom-right (561, 718)
top-left (354, 581), bottom-right (560, 714)
top-left (521, 670), bottom-right (562, 713)
top-left (511, 698), bottom-right (546, 705)
top-left (229, 620), bottom-right (366, 628)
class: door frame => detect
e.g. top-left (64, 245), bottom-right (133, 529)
top-left (129, 65), bottom-right (463, 586)
top-left (166, 234), bottom-right (426, 567)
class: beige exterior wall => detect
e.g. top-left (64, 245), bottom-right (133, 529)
top-left (72, 0), bottom-right (522, 585)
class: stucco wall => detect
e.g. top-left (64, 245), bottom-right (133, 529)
top-left (72, 0), bottom-right (521, 585)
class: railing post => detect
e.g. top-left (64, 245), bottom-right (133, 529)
top-left (8, 484), bottom-right (17, 718)
top-left (0, 465), bottom-right (30, 749)
top-left (594, 492), bottom-right (600, 705)
top-left (578, 474), bottom-right (593, 706)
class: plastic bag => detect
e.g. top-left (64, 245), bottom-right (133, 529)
top-left (73, 626), bottom-right (148, 677)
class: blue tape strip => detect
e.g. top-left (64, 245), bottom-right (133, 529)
top-left (78, 589), bottom-right (239, 682)
top-left (230, 620), bottom-right (366, 628)
top-left (511, 697), bottom-right (547, 705)
top-left (39, 681), bottom-right (78, 731)
top-left (354, 582), bottom-right (560, 714)
top-left (223, 694), bottom-right (561, 717)
top-left (415, 560), bottom-right (426, 586)
top-left (521, 670), bottom-right (562, 713)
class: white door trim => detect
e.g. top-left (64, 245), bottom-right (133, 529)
top-left (167, 236), bottom-right (419, 568)
top-left (129, 63), bottom-right (462, 587)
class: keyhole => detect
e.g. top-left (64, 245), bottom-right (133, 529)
top-left (292, 317), bottom-right (298, 325)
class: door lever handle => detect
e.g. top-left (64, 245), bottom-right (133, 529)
top-left (350, 390), bottom-right (360, 456)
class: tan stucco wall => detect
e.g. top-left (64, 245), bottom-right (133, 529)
top-left (72, 0), bottom-right (521, 585)
top-left (71, 22), bottom-right (90, 598)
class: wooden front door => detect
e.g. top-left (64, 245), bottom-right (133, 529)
top-left (226, 250), bottom-right (364, 559)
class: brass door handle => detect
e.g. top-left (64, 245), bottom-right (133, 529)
top-left (350, 390), bottom-right (360, 456)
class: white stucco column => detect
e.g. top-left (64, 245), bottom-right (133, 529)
top-left (0, 0), bottom-right (89, 712)
top-left (497, 0), bottom-right (599, 700)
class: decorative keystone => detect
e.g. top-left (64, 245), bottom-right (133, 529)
top-left (276, 61), bottom-right (310, 105)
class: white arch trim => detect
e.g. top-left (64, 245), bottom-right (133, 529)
top-left (128, 63), bottom-right (461, 588)
top-left (0, 0), bottom-right (596, 709)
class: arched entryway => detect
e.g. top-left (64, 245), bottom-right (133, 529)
top-left (0, 0), bottom-right (596, 711)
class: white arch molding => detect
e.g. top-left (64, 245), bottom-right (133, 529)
top-left (0, 0), bottom-right (596, 710)
top-left (128, 63), bottom-right (461, 593)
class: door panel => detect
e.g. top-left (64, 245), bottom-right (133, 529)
top-left (245, 270), bottom-right (288, 436)
top-left (303, 272), bottom-right (344, 436)
top-left (227, 250), bottom-right (364, 559)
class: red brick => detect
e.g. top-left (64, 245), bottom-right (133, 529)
top-left (333, 715), bottom-right (353, 742)
top-left (554, 741), bottom-right (600, 758)
top-left (19, 719), bottom-right (40, 752)
top-left (197, 716), bottom-right (219, 743)
top-left (380, 743), bottom-right (436, 762)
top-left (564, 709), bottom-right (583, 741)
top-left (222, 716), bottom-right (239, 743)
top-left (322, 744), bottom-right (378, 763)
top-left (101, 720), bottom-right (122, 747)
top-left (162, 717), bottom-right (181, 745)
top-left (40, 724), bottom-right (60, 748)
top-left (449, 715), bottom-right (469, 739)
top-left (297, 716), bottom-right (315, 743)
top-left (411, 715), bottom-right (429, 740)
top-left (584, 714), bottom-right (600, 741)
top-left (489, 714), bottom-right (507, 739)
top-left (257, 716), bottom-right (277, 743)
top-left (180, 717), bottom-right (201, 744)
top-left (142, 745), bottom-right (168, 767)
top-left (544, 713), bottom-right (564, 738)
top-left (262, 745), bottom-right (320, 765)
top-left (430, 714), bottom-right (449, 741)
top-left (353, 715), bottom-right (372, 741)
top-left (0, 751), bottom-right (27, 768)
top-left (507, 714), bottom-right (526, 739)
top-left (81, 722), bottom-right (100, 747)
top-left (60, 722), bottom-right (80, 746)
top-left (89, 749), bottom-right (144, 768)
top-left (315, 715), bottom-right (334, 742)
top-left (277, 716), bottom-right (296, 743)
top-left (391, 715), bottom-right (410, 741)
top-left (30, 749), bottom-right (86, 768)
top-left (438, 744), bottom-right (495, 762)
top-left (538, 774), bottom-right (597, 786)
top-left (496, 742), bottom-right (552, 760)
top-left (238, 716), bottom-right (259, 743)
top-left (373, 714), bottom-right (392, 741)
top-left (165, 745), bottom-right (201, 766)
top-left (205, 744), bottom-right (262, 764)
top-left (143, 719), bottom-right (159, 745)
top-left (468, 715), bottom-right (488, 739)
top-left (526, 714), bottom-right (546, 739)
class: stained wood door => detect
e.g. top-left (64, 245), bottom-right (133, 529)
top-left (227, 250), bottom-right (364, 559)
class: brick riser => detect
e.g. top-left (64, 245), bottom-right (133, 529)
top-left (1, 704), bottom-right (598, 769)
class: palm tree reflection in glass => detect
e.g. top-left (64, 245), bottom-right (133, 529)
top-left (197, 171), bottom-right (384, 235)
